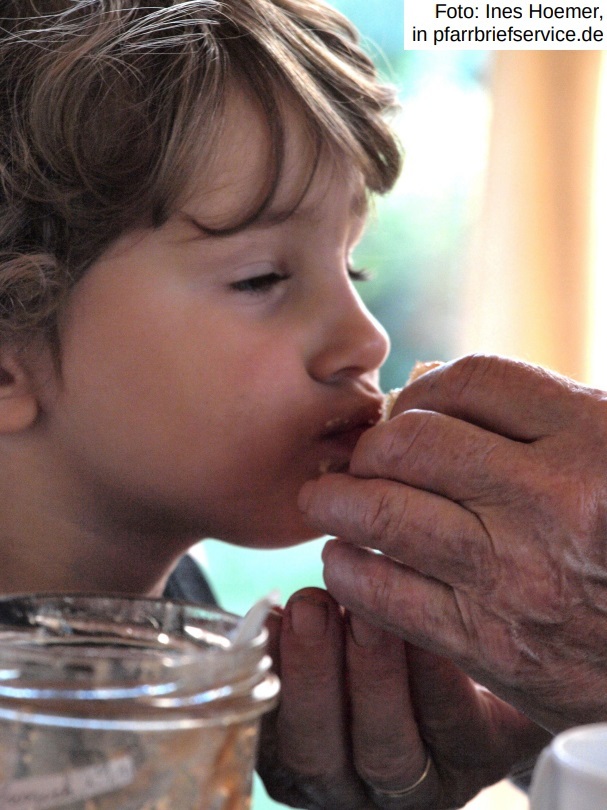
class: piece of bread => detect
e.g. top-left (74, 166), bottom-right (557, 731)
top-left (383, 360), bottom-right (443, 419)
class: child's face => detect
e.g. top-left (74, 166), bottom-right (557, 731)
top-left (37, 88), bottom-right (390, 549)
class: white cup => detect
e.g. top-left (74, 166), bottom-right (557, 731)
top-left (529, 723), bottom-right (607, 808)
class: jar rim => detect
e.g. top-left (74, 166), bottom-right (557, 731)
top-left (0, 594), bottom-right (278, 715)
top-left (0, 593), bottom-right (267, 655)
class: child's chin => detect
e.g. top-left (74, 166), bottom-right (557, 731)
top-left (248, 532), bottom-right (325, 550)
top-left (228, 519), bottom-right (326, 550)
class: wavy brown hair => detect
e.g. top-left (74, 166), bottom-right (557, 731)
top-left (0, 0), bottom-right (401, 347)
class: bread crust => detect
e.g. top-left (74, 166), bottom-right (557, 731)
top-left (382, 360), bottom-right (443, 419)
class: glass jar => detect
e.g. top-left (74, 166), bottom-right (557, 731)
top-left (0, 594), bottom-right (280, 810)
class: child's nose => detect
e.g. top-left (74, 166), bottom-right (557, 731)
top-left (307, 284), bottom-right (390, 384)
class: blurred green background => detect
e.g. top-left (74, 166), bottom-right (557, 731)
top-left (195, 3), bottom-right (491, 807)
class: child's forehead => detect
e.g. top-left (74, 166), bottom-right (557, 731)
top-left (178, 82), bottom-right (366, 231)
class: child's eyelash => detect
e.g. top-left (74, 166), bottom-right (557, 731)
top-left (348, 264), bottom-right (372, 282)
top-left (231, 265), bottom-right (370, 294)
top-left (230, 272), bottom-right (288, 294)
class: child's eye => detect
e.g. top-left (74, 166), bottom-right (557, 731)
top-left (230, 272), bottom-right (289, 294)
top-left (347, 263), bottom-right (372, 282)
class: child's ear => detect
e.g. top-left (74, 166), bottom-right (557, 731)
top-left (0, 348), bottom-right (39, 433)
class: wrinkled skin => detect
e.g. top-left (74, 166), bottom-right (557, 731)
top-left (297, 354), bottom-right (607, 739)
top-left (260, 587), bottom-right (549, 809)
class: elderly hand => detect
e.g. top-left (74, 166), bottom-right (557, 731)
top-left (298, 354), bottom-right (607, 735)
top-left (257, 586), bottom-right (548, 809)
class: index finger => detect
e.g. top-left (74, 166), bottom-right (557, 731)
top-left (392, 354), bottom-right (589, 440)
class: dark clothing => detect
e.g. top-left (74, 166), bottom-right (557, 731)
top-left (163, 553), bottom-right (217, 606)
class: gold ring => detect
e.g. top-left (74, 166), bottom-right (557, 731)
top-left (365, 754), bottom-right (432, 800)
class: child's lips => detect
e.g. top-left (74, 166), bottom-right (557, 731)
top-left (321, 398), bottom-right (383, 438)
top-left (323, 421), bottom-right (372, 452)
top-left (318, 399), bottom-right (383, 472)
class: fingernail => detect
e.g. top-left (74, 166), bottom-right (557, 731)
top-left (289, 597), bottom-right (328, 640)
top-left (349, 614), bottom-right (380, 648)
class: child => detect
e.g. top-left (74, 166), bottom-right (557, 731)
top-left (0, 2), bottom-right (416, 806)
top-left (0, 0), bottom-right (400, 599)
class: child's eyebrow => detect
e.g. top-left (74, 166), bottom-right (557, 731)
top-left (266, 182), bottom-right (369, 225)
top-left (181, 184), bottom-right (368, 238)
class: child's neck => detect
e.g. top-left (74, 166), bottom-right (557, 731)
top-left (0, 456), bottom-right (189, 597)
top-left (0, 521), bottom-right (181, 598)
